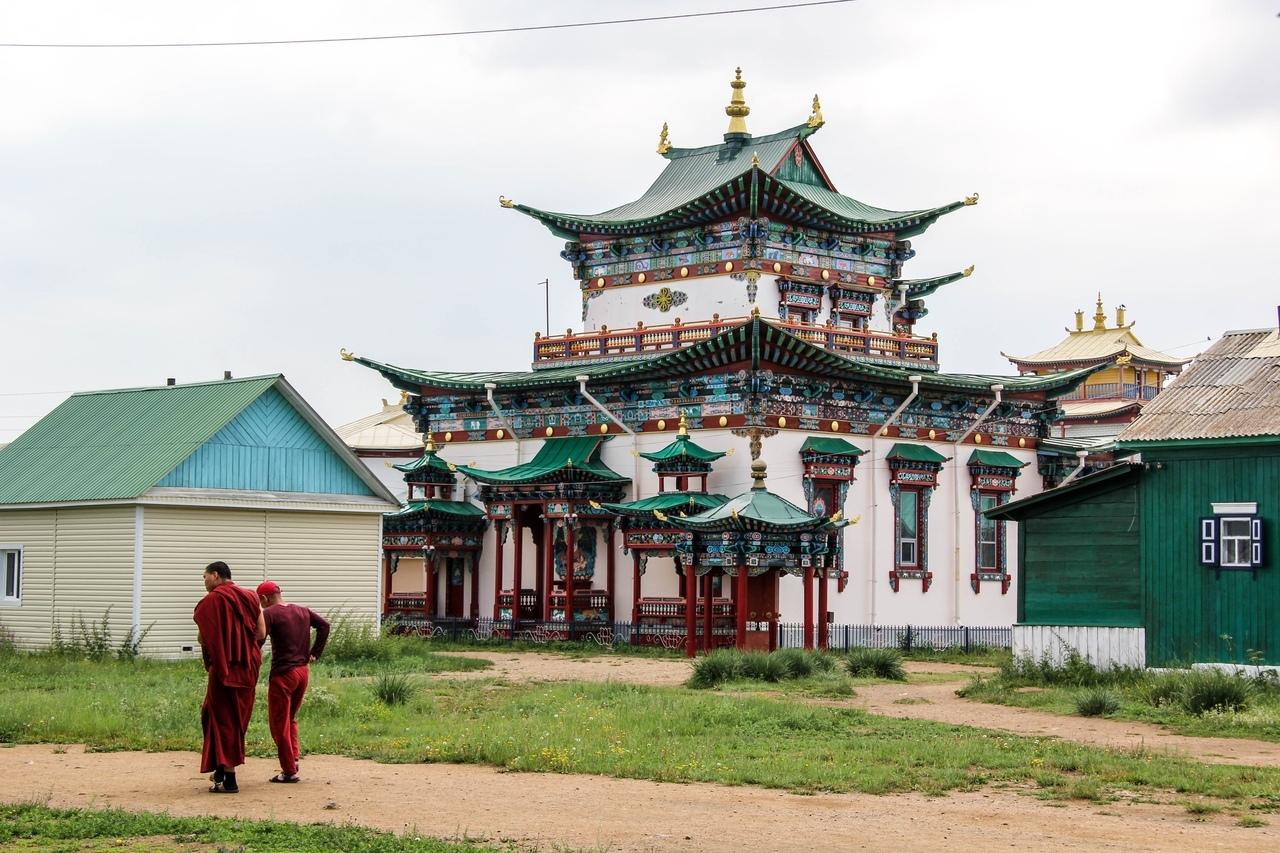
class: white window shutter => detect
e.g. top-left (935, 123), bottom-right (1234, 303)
top-left (1200, 517), bottom-right (1217, 566)
top-left (1252, 517), bottom-right (1264, 567)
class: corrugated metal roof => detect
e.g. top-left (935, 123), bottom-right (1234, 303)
top-left (1117, 329), bottom-right (1280, 443)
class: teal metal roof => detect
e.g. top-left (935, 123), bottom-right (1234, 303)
top-left (900, 269), bottom-right (970, 300)
top-left (665, 463), bottom-right (845, 534)
top-left (510, 123), bottom-right (966, 239)
top-left (457, 436), bottom-right (628, 486)
top-left (967, 449), bottom-right (1026, 468)
top-left (352, 316), bottom-right (1102, 398)
top-left (385, 500), bottom-right (487, 520)
top-left (601, 492), bottom-right (730, 518)
top-left (638, 432), bottom-right (728, 465)
top-left (799, 437), bottom-right (866, 457)
top-left (887, 443), bottom-right (949, 464)
top-left (0, 375), bottom-right (396, 506)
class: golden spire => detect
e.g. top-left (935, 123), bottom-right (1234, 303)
top-left (424, 433), bottom-right (437, 453)
top-left (751, 151), bottom-right (760, 168)
top-left (807, 94), bottom-right (824, 128)
top-left (725, 67), bottom-right (750, 135)
top-left (1093, 293), bottom-right (1107, 330)
top-left (657, 122), bottom-right (671, 155)
top-left (677, 413), bottom-right (689, 436)
top-left (751, 304), bottom-right (761, 318)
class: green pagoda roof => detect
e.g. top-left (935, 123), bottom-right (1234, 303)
top-left (900, 268), bottom-right (973, 300)
top-left (350, 316), bottom-right (1103, 399)
top-left (385, 500), bottom-right (487, 520)
top-left (886, 443), bottom-right (949, 464)
top-left (456, 436), bottom-right (628, 486)
top-left (393, 445), bottom-right (455, 476)
top-left (601, 492), bottom-right (730, 518)
top-left (799, 437), bottom-right (866, 458)
top-left (638, 425), bottom-right (729, 465)
top-left (664, 461), bottom-right (845, 534)
top-left (508, 123), bottom-right (967, 239)
top-left (967, 449), bottom-right (1026, 468)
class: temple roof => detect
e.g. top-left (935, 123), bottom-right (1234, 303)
top-left (967, 449), bottom-right (1026, 468)
top-left (455, 435), bottom-right (629, 486)
top-left (799, 437), bottom-right (866, 457)
top-left (886, 443), bottom-right (949, 464)
top-left (601, 492), bottom-right (730, 518)
top-left (349, 316), bottom-right (1102, 399)
top-left (508, 122), bottom-right (967, 239)
top-left (1005, 298), bottom-right (1189, 370)
top-left (1059, 400), bottom-right (1142, 420)
top-left (334, 400), bottom-right (421, 453)
top-left (664, 460), bottom-right (845, 534)
top-left (393, 441), bottom-right (455, 477)
top-left (639, 418), bottom-right (728, 464)
top-left (385, 499), bottom-right (487, 520)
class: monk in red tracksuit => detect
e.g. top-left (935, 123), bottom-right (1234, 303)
top-left (256, 580), bottom-right (330, 783)
top-left (194, 561), bottom-right (265, 794)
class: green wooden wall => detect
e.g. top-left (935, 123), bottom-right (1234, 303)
top-left (1017, 479), bottom-right (1141, 628)
top-left (1139, 443), bottom-right (1278, 666)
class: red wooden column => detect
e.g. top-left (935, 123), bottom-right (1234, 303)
top-left (702, 573), bottom-right (714, 653)
top-left (817, 568), bottom-right (829, 651)
top-left (426, 551), bottom-right (437, 617)
top-left (492, 521), bottom-right (506, 620)
top-left (684, 558), bottom-right (697, 658)
top-left (631, 551), bottom-right (642, 623)
top-left (802, 565), bottom-right (815, 650)
top-left (542, 515), bottom-right (554, 621)
top-left (735, 564), bottom-right (748, 651)
top-left (512, 513), bottom-right (524, 622)
top-left (564, 519), bottom-right (577, 625)
top-left (605, 524), bottom-right (616, 621)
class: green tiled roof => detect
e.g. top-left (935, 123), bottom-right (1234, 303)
top-left (664, 464), bottom-right (844, 534)
top-left (393, 448), bottom-right (455, 476)
top-left (601, 492), bottom-right (730, 517)
top-left (799, 437), bottom-right (866, 457)
top-left (638, 433), bottom-right (728, 464)
top-left (0, 376), bottom-right (276, 504)
top-left (510, 123), bottom-right (965, 239)
top-left (385, 500), bottom-right (487, 519)
top-left (457, 436), bottom-right (628, 486)
top-left (901, 269), bottom-right (969, 300)
top-left (886, 443), bottom-right (949, 464)
top-left (967, 449), bottom-right (1026, 468)
top-left (352, 317), bottom-right (1103, 399)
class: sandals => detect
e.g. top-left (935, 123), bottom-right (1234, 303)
top-left (209, 768), bottom-right (224, 784)
top-left (269, 773), bottom-right (300, 783)
top-left (209, 781), bottom-right (239, 794)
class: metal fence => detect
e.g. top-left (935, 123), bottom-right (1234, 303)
top-left (383, 615), bottom-right (1010, 653)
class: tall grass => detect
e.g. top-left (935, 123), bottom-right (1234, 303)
top-left (845, 648), bottom-right (907, 681)
top-left (686, 648), bottom-right (837, 688)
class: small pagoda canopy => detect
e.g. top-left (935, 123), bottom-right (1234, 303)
top-left (504, 71), bottom-right (968, 241)
top-left (394, 436), bottom-right (457, 496)
top-left (886, 444), bottom-right (949, 465)
top-left (638, 416), bottom-right (728, 472)
top-left (671, 460), bottom-right (847, 537)
top-left (602, 492), bottom-right (730, 518)
top-left (384, 499), bottom-right (487, 523)
top-left (455, 436), bottom-right (629, 487)
top-left (799, 436), bottom-right (866, 462)
top-left (967, 449), bottom-right (1026, 469)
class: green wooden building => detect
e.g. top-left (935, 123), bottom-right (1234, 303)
top-left (990, 326), bottom-right (1278, 667)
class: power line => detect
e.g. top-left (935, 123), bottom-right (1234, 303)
top-left (0, 1), bottom-right (858, 49)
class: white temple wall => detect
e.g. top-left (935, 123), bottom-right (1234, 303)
top-left (584, 274), bottom-right (788, 332)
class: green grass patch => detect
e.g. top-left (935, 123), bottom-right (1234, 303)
top-left (0, 802), bottom-right (510, 852)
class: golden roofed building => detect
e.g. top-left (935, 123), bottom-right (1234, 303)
top-left (1004, 295), bottom-right (1190, 440)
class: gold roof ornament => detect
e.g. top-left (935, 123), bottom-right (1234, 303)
top-left (424, 433), bottom-right (437, 453)
top-left (654, 509), bottom-right (668, 522)
top-left (731, 507), bottom-right (740, 521)
top-left (751, 304), bottom-right (761, 318)
top-left (398, 389), bottom-right (409, 404)
top-left (849, 514), bottom-right (861, 525)
top-left (1116, 352), bottom-right (1133, 366)
top-left (498, 196), bottom-right (514, 209)
top-left (339, 348), bottom-right (356, 361)
top-left (962, 265), bottom-right (975, 277)
top-left (589, 499), bottom-right (602, 509)
top-left (446, 461), bottom-right (457, 472)
top-left (657, 122), bottom-right (671, 155)
top-left (1093, 293), bottom-right (1107, 330)
top-left (829, 509), bottom-right (842, 523)
top-left (678, 413), bottom-right (689, 436)
top-left (1074, 309), bottom-right (1085, 332)
top-left (964, 193), bottom-right (980, 206)
top-left (751, 151), bottom-right (760, 168)
top-left (724, 67), bottom-right (750, 135)
top-left (807, 94), bottom-right (825, 129)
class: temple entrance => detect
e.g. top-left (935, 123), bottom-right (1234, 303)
top-left (744, 570), bottom-right (779, 652)
top-left (445, 557), bottom-right (466, 617)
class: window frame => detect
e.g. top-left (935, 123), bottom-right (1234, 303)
top-left (897, 487), bottom-right (922, 567)
top-left (976, 491), bottom-right (1000, 571)
top-left (1199, 513), bottom-right (1264, 572)
top-left (1, 545), bottom-right (22, 606)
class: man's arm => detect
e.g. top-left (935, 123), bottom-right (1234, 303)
top-left (255, 609), bottom-right (267, 642)
top-left (309, 610), bottom-right (331, 662)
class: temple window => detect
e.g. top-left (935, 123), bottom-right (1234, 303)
top-left (1, 547), bottom-right (22, 605)
top-left (967, 450), bottom-right (1025, 595)
top-left (886, 443), bottom-right (945, 593)
top-left (897, 489), bottom-right (922, 566)
top-left (976, 492), bottom-right (1000, 569)
top-left (799, 437), bottom-right (863, 592)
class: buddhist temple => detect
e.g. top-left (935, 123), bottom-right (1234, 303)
top-left (346, 71), bottom-right (1104, 641)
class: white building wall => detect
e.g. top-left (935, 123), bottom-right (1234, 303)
top-left (50, 506), bottom-right (136, 646)
top-left (0, 509), bottom-right (57, 649)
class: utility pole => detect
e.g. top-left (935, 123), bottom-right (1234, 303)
top-left (536, 279), bottom-right (550, 336)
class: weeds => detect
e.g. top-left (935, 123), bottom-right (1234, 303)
top-left (370, 672), bottom-right (419, 706)
top-left (686, 648), bottom-right (839, 688)
top-left (1072, 688), bottom-right (1121, 717)
top-left (845, 647), bottom-right (907, 681)
top-left (47, 607), bottom-right (152, 661)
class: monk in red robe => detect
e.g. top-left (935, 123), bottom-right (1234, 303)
top-left (194, 560), bottom-right (266, 793)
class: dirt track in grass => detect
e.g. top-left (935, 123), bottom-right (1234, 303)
top-left (1, 652), bottom-right (1277, 852)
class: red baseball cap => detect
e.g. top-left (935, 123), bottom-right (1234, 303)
top-left (256, 580), bottom-right (281, 597)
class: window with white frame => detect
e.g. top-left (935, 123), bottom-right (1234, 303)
top-left (1, 547), bottom-right (21, 605)
top-left (1200, 503), bottom-right (1264, 571)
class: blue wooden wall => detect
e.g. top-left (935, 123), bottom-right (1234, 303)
top-left (158, 388), bottom-right (376, 496)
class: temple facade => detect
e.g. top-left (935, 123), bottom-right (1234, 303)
top-left (347, 72), bottom-right (1100, 642)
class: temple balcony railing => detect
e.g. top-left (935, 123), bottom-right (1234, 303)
top-left (1059, 383), bottom-right (1159, 402)
top-left (532, 315), bottom-right (938, 369)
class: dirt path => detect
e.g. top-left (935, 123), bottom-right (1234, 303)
top-left (2, 652), bottom-right (1277, 852)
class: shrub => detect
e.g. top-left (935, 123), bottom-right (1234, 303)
top-left (324, 609), bottom-right (392, 661)
top-left (1180, 669), bottom-right (1253, 715)
top-left (370, 672), bottom-right (418, 706)
top-left (845, 647), bottom-right (907, 681)
top-left (1134, 671), bottom-right (1187, 708)
top-left (687, 649), bottom-right (742, 689)
top-left (686, 648), bottom-right (839, 688)
top-left (1073, 688), bottom-right (1121, 717)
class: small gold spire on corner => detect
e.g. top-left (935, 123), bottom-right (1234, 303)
top-left (962, 265), bottom-right (975, 277)
top-left (589, 500), bottom-right (602, 509)
top-left (339, 348), bottom-right (356, 362)
top-left (678, 413), bottom-right (689, 436)
top-left (498, 196), bottom-right (514, 209)
top-left (724, 67), bottom-right (750, 135)
top-left (654, 509), bottom-right (668, 522)
top-left (731, 508), bottom-right (740, 521)
top-left (807, 94), bottom-right (824, 128)
top-left (657, 122), bottom-right (671, 155)
top-left (829, 509), bottom-right (842, 523)
top-left (567, 458), bottom-right (574, 468)
top-left (964, 193), bottom-right (980, 206)
top-left (724, 447), bottom-right (735, 456)
top-left (849, 514), bottom-right (861, 525)
top-left (398, 390), bottom-right (409, 404)
top-left (630, 448), bottom-right (640, 457)
top-left (446, 462), bottom-right (457, 472)
top-left (1093, 293), bottom-right (1107, 330)
top-left (751, 152), bottom-right (760, 168)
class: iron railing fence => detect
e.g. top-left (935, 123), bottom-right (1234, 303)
top-left (382, 615), bottom-right (1010, 653)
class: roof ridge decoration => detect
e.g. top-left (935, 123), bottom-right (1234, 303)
top-left (724, 67), bottom-right (750, 137)
top-left (657, 122), bottom-right (671, 155)
top-left (807, 95), bottom-right (824, 129)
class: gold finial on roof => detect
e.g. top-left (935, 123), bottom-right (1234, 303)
top-left (424, 433), bottom-right (437, 453)
top-left (446, 461), bottom-right (457, 472)
top-left (654, 509), bottom-right (668, 522)
top-left (398, 390), bottom-right (409, 404)
top-left (751, 304), bottom-right (761, 318)
top-left (849, 514), bottom-right (861, 525)
top-left (731, 508), bottom-right (740, 521)
top-left (829, 509), bottom-right (842, 523)
top-left (657, 122), bottom-right (671, 155)
top-left (962, 265), bottom-right (975, 277)
top-left (964, 193), bottom-right (980, 206)
top-left (724, 67), bottom-right (750, 135)
top-left (339, 348), bottom-right (356, 361)
top-left (751, 151), bottom-right (760, 168)
top-left (807, 94), bottom-right (825, 128)
top-left (589, 500), bottom-right (602, 509)
top-left (498, 196), bottom-right (514, 209)
top-left (749, 459), bottom-right (768, 489)
top-left (725, 447), bottom-right (735, 456)
top-left (1116, 304), bottom-right (1127, 327)
top-left (678, 413), bottom-right (689, 436)
top-left (567, 458), bottom-right (574, 468)
top-left (1074, 309), bottom-right (1085, 331)
top-left (1093, 293), bottom-right (1107, 330)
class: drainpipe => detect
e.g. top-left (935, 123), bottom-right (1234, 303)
top-left (577, 376), bottom-right (639, 501)
top-left (1058, 450), bottom-right (1090, 486)
top-left (952, 384), bottom-right (1002, 625)
top-left (868, 375), bottom-right (922, 625)
top-left (484, 382), bottom-right (521, 463)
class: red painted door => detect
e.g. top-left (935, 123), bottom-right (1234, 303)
top-left (445, 557), bottom-right (465, 617)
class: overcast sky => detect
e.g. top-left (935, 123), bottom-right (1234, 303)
top-left (2, 0), bottom-right (1277, 442)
